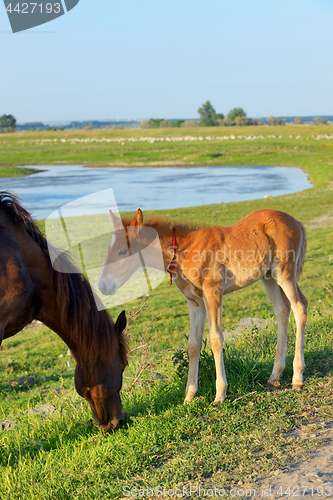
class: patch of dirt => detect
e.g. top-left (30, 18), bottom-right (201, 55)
top-left (189, 422), bottom-right (333, 500)
top-left (251, 421), bottom-right (333, 498)
top-left (224, 317), bottom-right (267, 342)
top-left (306, 212), bottom-right (333, 230)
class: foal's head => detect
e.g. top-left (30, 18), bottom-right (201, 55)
top-left (74, 310), bottom-right (128, 431)
top-left (98, 208), bottom-right (154, 295)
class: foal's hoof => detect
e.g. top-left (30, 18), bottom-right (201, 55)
top-left (213, 396), bottom-right (226, 405)
top-left (292, 383), bottom-right (304, 391)
top-left (184, 394), bottom-right (195, 404)
top-left (267, 381), bottom-right (280, 391)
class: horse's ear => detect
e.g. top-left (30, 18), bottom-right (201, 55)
top-left (115, 310), bottom-right (127, 337)
top-left (109, 209), bottom-right (123, 231)
top-left (129, 208), bottom-right (143, 227)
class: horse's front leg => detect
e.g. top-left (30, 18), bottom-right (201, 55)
top-left (203, 285), bottom-right (227, 404)
top-left (184, 298), bottom-right (206, 403)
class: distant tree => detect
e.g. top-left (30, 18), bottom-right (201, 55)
top-left (248, 118), bottom-right (263, 126)
top-left (217, 115), bottom-right (263, 127)
top-left (159, 119), bottom-right (170, 128)
top-left (234, 115), bottom-right (249, 126)
top-left (313, 117), bottom-right (328, 125)
top-left (181, 120), bottom-right (199, 128)
top-left (148, 118), bottom-right (164, 128)
top-left (267, 115), bottom-right (279, 126)
top-left (227, 108), bottom-right (246, 121)
top-left (267, 115), bottom-right (286, 126)
top-left (219, 117), bottom-right (233, 127)
top-left (198, 101), bottom-right (224, 126)
top-left (139, 120), bottom-right (151, 129)
top-left (0, 114), bottom-right (16, 132)
top-left (294, 117), bottom-right (303, 125)
top-left (169, 119), bottom-right (184, 128)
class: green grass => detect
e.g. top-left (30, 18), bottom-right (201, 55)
top-left (0, 166), bottom-right (39, 178)
top-left (0, 126), bottom-right (333, 498)
top-left (0, 124), bottom-right (333, 187)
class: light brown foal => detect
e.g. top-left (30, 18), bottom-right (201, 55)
top-left (99, 208), bottom-right (308, 404)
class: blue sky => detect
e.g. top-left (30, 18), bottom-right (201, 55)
top-left (0, 0), bottom-right (332, 122)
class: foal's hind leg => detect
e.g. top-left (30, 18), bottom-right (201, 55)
top-left (277, 280), bottom-right (308, 388)
top-left (185, 298), bottom-right (206, 403)
top-left (261, 273), bottom-right (291, 387)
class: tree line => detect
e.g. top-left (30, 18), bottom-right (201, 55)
top-left (140, 102), bottom-right (331, 129)
top-left (0, 111), bottom-right (330, 133)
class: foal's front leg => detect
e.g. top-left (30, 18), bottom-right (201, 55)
top-left (203, 286), bottom-right (227, 404)
top-left (184, 298), bottom-right (206, 403)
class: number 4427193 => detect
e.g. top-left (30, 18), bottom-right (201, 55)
top-left (5, 3), bottom-right (61, 14)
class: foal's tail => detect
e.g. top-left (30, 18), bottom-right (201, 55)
top-left (296, 221), bottom-right (307, 279)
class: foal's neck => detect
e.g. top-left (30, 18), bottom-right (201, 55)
top-left (151, 224), bottom-right (190, 272)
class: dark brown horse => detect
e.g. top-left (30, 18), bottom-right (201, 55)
top-left (0, 191), bottom-right (128, 431)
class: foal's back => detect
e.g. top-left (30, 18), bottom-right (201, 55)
top-left (183, 209), bottom-right (305, 292)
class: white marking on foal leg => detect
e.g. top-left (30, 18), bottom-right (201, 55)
top-left (261, 276), bottom-right (290, 387)
top-left (278, 281), bottom-right (307, 388)
top-left (184, 299), bottom-right (206, 403)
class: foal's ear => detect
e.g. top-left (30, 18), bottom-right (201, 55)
top-left (109, 209), bottom-right (123, 231)
top-left (129, 208), bottom-right (143, 227)
top-left (115, 310), bottom-right (127, 336)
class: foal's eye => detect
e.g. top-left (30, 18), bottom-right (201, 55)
top-left (119, 248), bottom-right (128, 256)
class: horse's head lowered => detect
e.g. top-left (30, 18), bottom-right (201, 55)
top-left (98, 208), bottom-right (161, 296)
top-left (74, 310), bottom-right (128, 431)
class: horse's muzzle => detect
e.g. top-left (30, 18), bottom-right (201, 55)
top-left (99, 411), bottom-right (127, 432)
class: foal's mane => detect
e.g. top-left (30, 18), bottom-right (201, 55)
top-left (0, 191), bottom-right (127, 371)
top-left (121, 214), bottom-right (201, 237)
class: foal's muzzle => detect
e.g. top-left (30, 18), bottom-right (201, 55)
top-left (98, 278), bottom-right (117, 296)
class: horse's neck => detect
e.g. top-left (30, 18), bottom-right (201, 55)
top-left (28, 250), bottom-right (78, 352)
top-left (34, 274), bottom-right (71, 346)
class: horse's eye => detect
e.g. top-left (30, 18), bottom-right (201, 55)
top-left (119, 248), bottom-right (128, 256)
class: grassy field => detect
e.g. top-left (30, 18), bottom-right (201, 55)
top-left (0, 124), bottom-right (333, 185)
top-left (0, 166), bottom-right (38, 178)
top-left (0, 125), bottom-right (333, 498)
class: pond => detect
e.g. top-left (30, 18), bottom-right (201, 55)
top-left (0, 165), bottom-right (312, 219)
